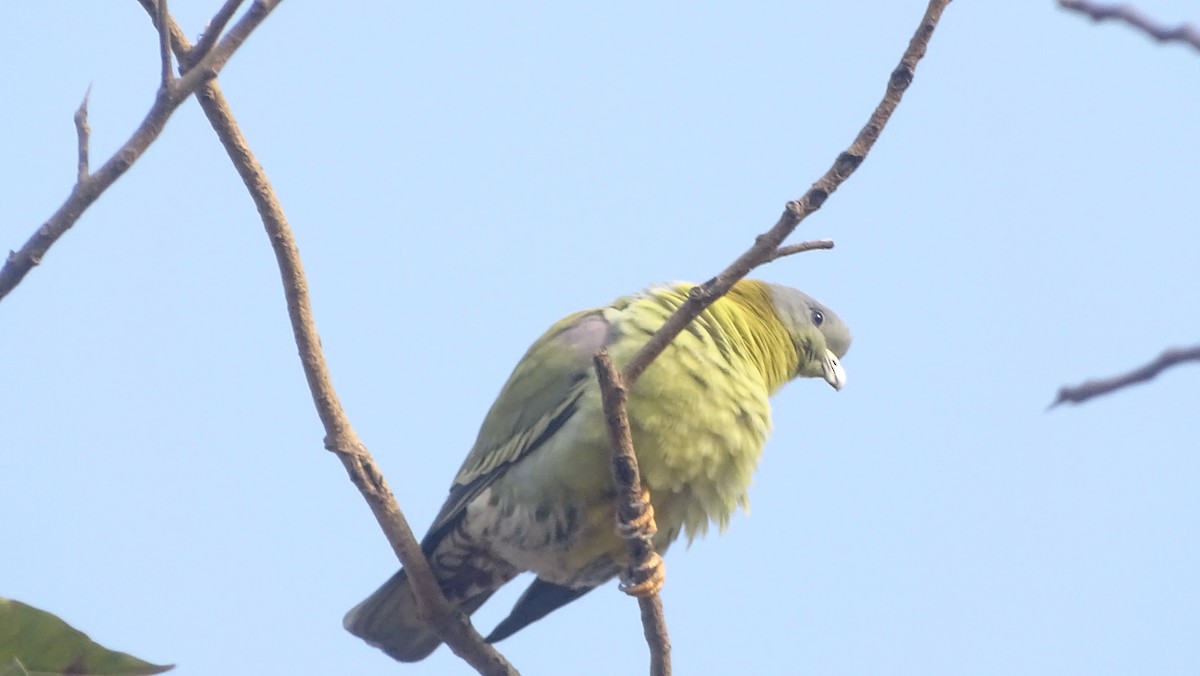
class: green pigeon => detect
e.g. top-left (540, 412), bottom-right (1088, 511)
top-left (344, 279), bottom-right (851, 661)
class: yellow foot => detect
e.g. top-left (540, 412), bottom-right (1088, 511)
top-left (616, 487), bottom-right (658, 538)
top-left (620, 553), bottom-right (666, 597)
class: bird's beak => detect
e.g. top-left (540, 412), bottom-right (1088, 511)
top-left (822, 348), bottom-right (846, 391)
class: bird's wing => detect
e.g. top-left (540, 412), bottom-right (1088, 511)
top-left (421, 309), bottom-right (611, 549)
top-left (485, 578), bottom-right (597, 644)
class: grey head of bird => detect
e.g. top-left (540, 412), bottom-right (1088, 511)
top-left (765, 283), bottom-right (852, 390)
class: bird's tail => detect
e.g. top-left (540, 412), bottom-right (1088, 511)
top-left (343, 569), bottom-right (439, 662)
top-left (344, 568), bottom-right (498, 663)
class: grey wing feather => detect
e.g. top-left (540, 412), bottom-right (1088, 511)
top-left (422, 310), bottom-right (611, 549)
top-left (485, 578), bottom-right (599, 643)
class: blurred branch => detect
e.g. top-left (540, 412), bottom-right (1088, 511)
top-left (1058, 0), bottom-right (1200, 52)
top-left (155, 0), bottom-right (173, 87)
top-left (622, 0), bottom-right (951, 385)
top-left (185, 0), bottom-right (246, 70)
top-left (1051, 345), bottom-right (1200, 407)
top-left (0, 0), bottom-right (281, 302)
top-left (594, 350), bottom-right (670, 676)
top-left (73, 88), bottom-right (91, 182)
top-left (762, 239), bottom-right (835, 263)
top-left (135, 2), bottom-right (517, 674)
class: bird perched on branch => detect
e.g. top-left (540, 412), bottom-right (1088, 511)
top-left (344, 279), bottom-right (851, 662)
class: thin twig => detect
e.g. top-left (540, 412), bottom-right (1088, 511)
top-left (638, 595), bottom-right (670, 676)
top-left (1058, 0), bottom-right (1200, 52)
top-left (73, 87), bottom-right (92, 182)
top-left (594, 350), bottom-right (670, 676)
top-left (762, 239), bottom-right (835, 264)
top-left (0, 0), bottom-right (282, 302)
top-left (156, 0), bottom-right (173, 87)
top-left (1050, 344), bottom-right (1200, 407)
top-left (621, 0), bottom-right (950, 386)
top-left (185, 0), bottom-right (245, 71)
top-left (136, 2), bottom-right (517, 674)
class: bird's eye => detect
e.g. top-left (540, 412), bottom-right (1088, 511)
top-left (811, 309), bottom-right (824, 326)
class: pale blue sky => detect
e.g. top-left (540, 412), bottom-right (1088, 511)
top-left (4, 2), bottom-right (1199, 674)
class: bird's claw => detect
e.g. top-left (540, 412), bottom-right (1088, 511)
top-left (614, 487), bottom-right (664, 596)
top-left (615, 487), bottom-right (657, 538)
top-left (619, 552), bottom-right (666, 597)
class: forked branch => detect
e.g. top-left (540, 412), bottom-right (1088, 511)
top-left (0, 0), bottom-right (282, 302)
top-left (135, 2), bottom-right (517, 674)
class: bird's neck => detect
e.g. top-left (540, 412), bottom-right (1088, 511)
top-left (715, 281), bottom-right (800, 393)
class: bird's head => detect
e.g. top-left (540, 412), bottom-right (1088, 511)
top-left (766, 284), bottom-right (852, 390)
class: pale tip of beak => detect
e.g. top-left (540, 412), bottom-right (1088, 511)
top-left (823, 349), bottom-right (846, 391)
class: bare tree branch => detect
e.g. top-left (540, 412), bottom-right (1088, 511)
top-left (621, 0), bottom-right (951, 386)
top-left (73, 88), bottom-right (91, 182)
top-left (185, 0), bottom-right (246, 71)
top-left (0, 0), bottom-right (282, 302)
top-left (637, 593), bottom-right (670, 676)
top-left (155, 0), bottom-right (173, 87)
top-left (136, 2), bottom-right (517, 674)
top-left (1058, 0), bottom-right (1200, 52)
top-left (762, 239), bottom-right (835, 264)
top-left (1051, 345), bottom-right (1200, 407)
top-left (594, 350), bottom-right (670, 676)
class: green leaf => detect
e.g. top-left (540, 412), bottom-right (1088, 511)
top-left (0, 657), bottom-right (30, 676)
top-left (0, 598), bottom-right (172, 675)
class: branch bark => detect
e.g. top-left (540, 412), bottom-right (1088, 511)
top-left (155, 0), bottom-right (173, 87)
top-left (0, 0), bottom-right (280, 302)
top-left (135, 2), bottom-right (517, 674)
top-left (594, 351), bottom-right (671, 676)
top-left (762, 239), bottom-right (835, 264)
top-left (73, 89), bottom-right (91, 183)
top-left (1051, 344), bottom-right (1200, 407)
top-left (186, 0), bottom-right (246, 70)
top-left (1058, 0), bottom-right (1200, 52)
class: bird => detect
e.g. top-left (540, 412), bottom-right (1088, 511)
top-left (344, 279), bottom-right (851, 662)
